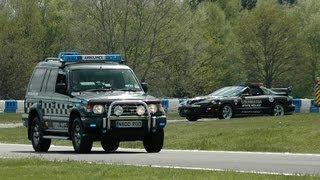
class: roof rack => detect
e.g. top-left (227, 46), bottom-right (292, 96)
top-left (44, 57), bottom-right (61, 62)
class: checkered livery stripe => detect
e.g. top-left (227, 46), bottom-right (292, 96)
top-left (26, 102), bottom-right (72, 115)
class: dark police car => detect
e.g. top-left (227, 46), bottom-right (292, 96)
top-left (22, 52), bottom-right (166, 153)
top-left (179, 83), bottom-right (295, 121)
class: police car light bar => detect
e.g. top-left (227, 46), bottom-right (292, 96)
top-left (58, 52), bottom-right (123, 62)
top-left (58, 52), bottom-right (80, 59)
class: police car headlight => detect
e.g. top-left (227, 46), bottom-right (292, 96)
top-left (114, 105), bottom-right (123, 116)
top-left (136, 105), bottom-right (145, 115)
top-left (211, 100), bottom-right (217, 105)
top-left (93, 105), bottom-right (104, 114)
top-left (149, 104), bottom-right (157, 113)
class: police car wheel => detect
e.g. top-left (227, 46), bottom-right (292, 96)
top-left (218, 104), bottom-right (233, 119)
top-left (101, 139), bottom-right (120, 152)
top-left (272, 104), bottom-right (284, 116)
top-left (31, 117), bottom-right (51, 152)
top-left (186, 116), bottom-right (199, 121)
top-left (71, 118), bottom-right (93, 153)
top-left (143, 129), bottom-right (164, 153)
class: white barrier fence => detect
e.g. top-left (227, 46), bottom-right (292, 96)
top-left (0, 99), bottom-right (319, 113)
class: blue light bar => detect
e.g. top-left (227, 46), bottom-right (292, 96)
top-left (159, 122), bottom-right (166, 127)
top-left (90, 124), bottom-right (97, 127)
top-left (58, 52), bottom-right (80, 59)
top-left (59, 52), bottom-right (123, 62)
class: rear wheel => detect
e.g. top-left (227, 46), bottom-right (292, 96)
top-left (218, 104), bottom-right (233, 119)
top-left (101, 139), bottom-right (120, 152)
top-left (31, 117), bottom-right (51, 152)
top-left (272, 104), bottom-right (284, 116)
top-left (143, 129), bottom-right (164, 153)
top-left (71, 118), bottom-right (93, 153)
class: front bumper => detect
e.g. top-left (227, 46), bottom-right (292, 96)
top-left (82, 115), bottom-right (166, 140)
top-left (179, 105), bottom-right (219, 118)
top-left (285, 104), bottom-right (295, 114)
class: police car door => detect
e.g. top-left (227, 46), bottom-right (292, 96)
top-left (47, 69), bottom-right (70, 133)
top-left (239, 88), bottom-right (264, 114)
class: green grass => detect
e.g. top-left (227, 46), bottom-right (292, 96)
top-left (0, 113), bottom-right (22, 123)
top-left (2, 113), bottom-right (320, 153)
top-left (166, 112), bottom-right (185, 120)
top-left (121, 113), bottom-right (320, 153)
top-left (0, 158), bottom-right (317, 180)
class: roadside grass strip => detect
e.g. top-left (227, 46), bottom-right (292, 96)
top-left (0, 113), bottom-right (22, 124)
top-left (0, 157), bottom-right (317, 180)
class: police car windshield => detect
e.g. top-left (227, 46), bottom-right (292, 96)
top-left (209, 86), bottom-right (245, 97)
top-left (71, 69), bottom-right (141, 92)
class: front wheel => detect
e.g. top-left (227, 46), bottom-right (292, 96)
top-left (143, 129), bottom-right (164, 153)
top-left (101, 139), bottom-right (120, 152)
top-left (71, 118), bottom-right (93, 153)
top-left (218, 104), bottom-right (233, 119)
top-left (272, 104), bottom-right (284, 116)
top-left (31, 117), bottom-right (51, 152)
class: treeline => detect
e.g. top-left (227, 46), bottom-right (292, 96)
top-left (0, 0), bottom-right (319, 99)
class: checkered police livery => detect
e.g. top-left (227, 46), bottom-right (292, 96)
top-left (25, 102), bottom-right (72, 116)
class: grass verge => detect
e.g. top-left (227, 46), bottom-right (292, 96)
top-left (0, 113), bottom-right (22, 123)
top-left (0, 157), bottom-right (317, 180)
top-left (1, 113), bottom-right (320, 153)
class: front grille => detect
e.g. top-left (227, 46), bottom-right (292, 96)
top-left (104, 100), bottom-right (151, 131)
top-left (106, 104), bottom-right (147, 116)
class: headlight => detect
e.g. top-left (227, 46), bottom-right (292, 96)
top-left (149, 104), bottom-right (157, 113)
top-left (114, 105), bottom-right (123, 116)
top-left (136, 105), bottom-right (146, 115)
top-left (93, 105), bottom-right (104, 114)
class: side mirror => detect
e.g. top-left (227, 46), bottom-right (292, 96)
top-left (56, 82), bottom-right (67, 94)
top-left (141, 82), bottom-right (148, 93)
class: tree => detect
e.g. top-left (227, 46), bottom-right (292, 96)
top-left (234, 1), bottom-right (300, 88)
top-left (68, 0), bottom-right (191, 97)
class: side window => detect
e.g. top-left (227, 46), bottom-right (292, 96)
top-left (28, 68), bottom-right (47, 92)
top-left (46, 69), bottom-right (58, 93)
top-left (55, 72), bottom-right (67, 94)
top-left (251, 88), bottom-right (264, 96)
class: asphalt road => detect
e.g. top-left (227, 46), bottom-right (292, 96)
top-left (1, 143), bottom-right (320, 176)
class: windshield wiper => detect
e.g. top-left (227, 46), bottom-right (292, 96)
top-left (114, 88), bottom-right (140, 92)
top-left (84, 88), bottom-right (112, 92)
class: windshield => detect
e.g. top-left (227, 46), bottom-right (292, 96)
top-left (209, 86), bottom-right (245, 97)
top-left (71, 69), bottom-right (141, 92)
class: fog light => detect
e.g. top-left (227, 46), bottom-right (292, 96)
top-left (136, 105), bottom-right (145, 115)
top-left (114, 105), bottom-right (123, 116)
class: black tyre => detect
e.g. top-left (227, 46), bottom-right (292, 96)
top-left (31, 117), bottom-right (51, 152)
top-left (272, 103), bottom-right (284, 116)
top-left (218, 104), bottom-right (233, 119)
top-left (71, 118), bottom-right (93, 153)
top-left (101, 139), bottom-right (120, 152)
top-left (143, 129), bottom-right (164, 153)
top-left (186, 116), bottom-right (199, 121)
